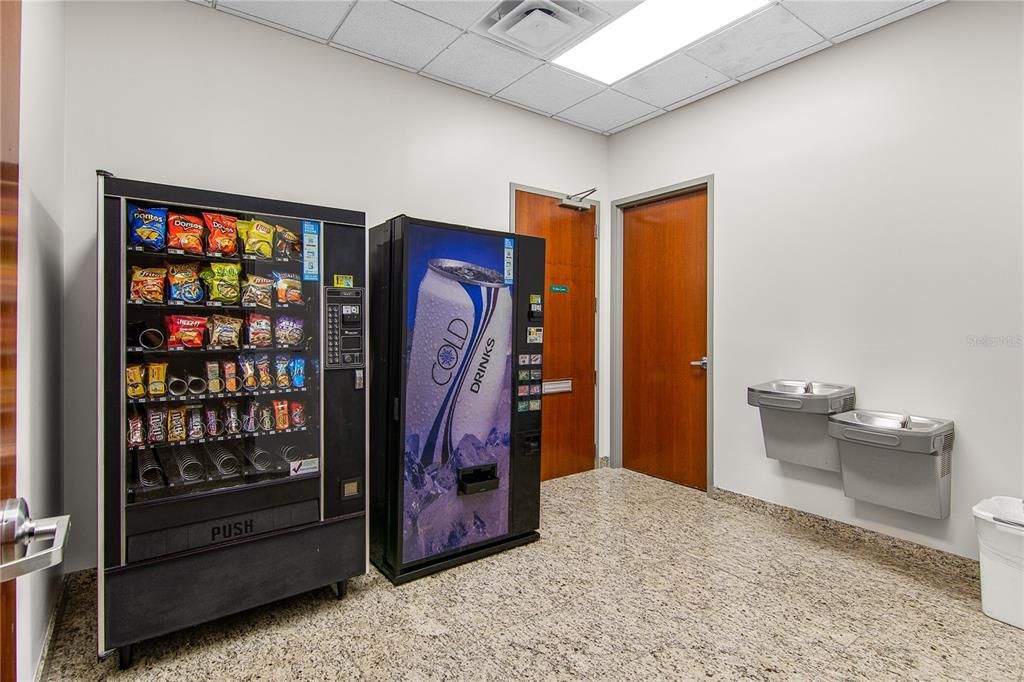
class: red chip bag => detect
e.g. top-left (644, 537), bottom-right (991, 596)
top-left (203, 212), bottom-right (238, 256)
top-left (166, 315), bottom-right (208, 348)
top-left (168, 213), bottom-right (204, 254)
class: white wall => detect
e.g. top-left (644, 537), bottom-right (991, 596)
top-left (61, 0), bottom-right (609, 571)
top-left (18, 0), bottom-right (66, 678)
top-left (609, 1), bottom-right (1023, 559)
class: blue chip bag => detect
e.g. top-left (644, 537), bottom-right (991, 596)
top-left (128, 204), bottom-right (167, 250)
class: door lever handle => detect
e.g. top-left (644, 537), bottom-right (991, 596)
top-left (689, 356), bottom-right (708, 370)
top-left (0, 498), bottom-right (71, 583)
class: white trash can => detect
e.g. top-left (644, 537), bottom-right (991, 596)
top-left (973, 496), bottom-right (1024, 629)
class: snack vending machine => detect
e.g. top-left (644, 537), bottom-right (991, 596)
top-left (369, 216), bottom-right (545, 584)
top-left (97, 174), bottom-right (367, 667)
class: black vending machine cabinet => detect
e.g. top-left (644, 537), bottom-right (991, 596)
top-left (97, 174), bottom-right (367, 666)
top-left (369, 215), bottom-right (545, 584)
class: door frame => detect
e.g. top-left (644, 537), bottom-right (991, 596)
top-left (509, 182), bottom-right (601, 469)
top-left (611, 175), bottom-right (715, 492)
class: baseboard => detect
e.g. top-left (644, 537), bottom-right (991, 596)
top-left (709, 486), bottom-right (979, 582)
top-left (33, 571), bottom-right (69, 682)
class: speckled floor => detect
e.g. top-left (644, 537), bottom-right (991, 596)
top-left (41, 469), bottom-right (1024, 681)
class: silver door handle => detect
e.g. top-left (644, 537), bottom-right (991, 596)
top-left (0, 498), bottom-right (71, 583)
top-left (689, 356), bottom-right (708, 370)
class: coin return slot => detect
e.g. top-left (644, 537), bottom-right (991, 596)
top-left (457, 464), bottom-right (499, 496)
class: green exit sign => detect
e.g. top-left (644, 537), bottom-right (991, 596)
top-left (550, 285), bottom-right (569, 293)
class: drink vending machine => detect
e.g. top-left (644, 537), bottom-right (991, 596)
top-left (97, 174), bottom-right (367, 667)
top-left (369, 216), bottom-right (545, 584)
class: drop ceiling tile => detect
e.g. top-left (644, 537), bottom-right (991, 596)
top-left (588, 0), bottom-right (644, 18)
top-left (331, 1), bottom-right (462, 70)
top-left (217, 0), bottom-right (354, 40)
top-left (613, 52), bottom-right (731, 109)
top-left (495, 65), bottom-right (604, 115)
top-left (606, 108), bottom-right (666, 134)
top-left (685, 4), bottom-right (825, 80)
top-left (830, 0), bottom-right (942, 43)
top-left (422, 34), bottom-right (542, 95)
top-left (556, 89), bottom-right (657, 133)
top-left (736, 39), bottom-right (830, 81)
top-left (394, 0), bottom-right (497, 29)
top-left (665, 79), bottom-right (738, 111)
top-left (782, 0), bottom-right (920, 39)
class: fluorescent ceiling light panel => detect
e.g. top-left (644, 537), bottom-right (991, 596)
top-left (553, 0), bottom-right (769, 84)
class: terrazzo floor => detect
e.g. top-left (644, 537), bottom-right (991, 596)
top-left (41, 468), bottom-right (1024, 681)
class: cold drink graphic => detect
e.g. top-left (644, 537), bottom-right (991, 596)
top-left (402, 236), bottom-right (514, 563)
top-left (370, 216), bottom-right (544, 583)
top-left (405, 259), bottom-right (512, 469)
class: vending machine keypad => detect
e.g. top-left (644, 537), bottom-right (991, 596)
top-left (325, 287), bottom-right (364, 370)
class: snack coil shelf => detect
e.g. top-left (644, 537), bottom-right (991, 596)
top-left (127, 386), bottom-right (308, 405)
top-left (127, 446), bottom-right (318, 502)
top-left (126, 300), bottom-right (310, 311)
top-left (128, 425), bottom-right (311, 451)
top-left (127, 247), bottom-right (304, 269)
top-left (125, 343), bottom-right (310, 354)
top-left (127, 245), bottom-right (243, 264)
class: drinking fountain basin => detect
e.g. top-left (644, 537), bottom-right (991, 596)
top-left (828, 409), bottom-right (955, 519)
top-left (747, 379), bottom-right (856, 472)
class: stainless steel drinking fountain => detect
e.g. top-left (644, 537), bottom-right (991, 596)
top-left (747, 380), bottom-right (856, 472)
top-left (828, 409), bottom-right (955, 519)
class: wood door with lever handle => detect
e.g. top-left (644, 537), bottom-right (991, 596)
top-left (622, 189), bottom-right (708, 490)
top-left (514, 190), bottom-right (596, 480)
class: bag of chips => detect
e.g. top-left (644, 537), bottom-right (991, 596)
top-left (166, 315), bottom-right (208, 348)
top-left (274, 355), bottom-right (290, 388)
top-left (272, 271), bottom-right (303, 305)
top-left (166, 262), bottom-right (203, 303)
top-left (237, 219), bottom-right (274, 259)
top-left (126, 365), bottom-right (146, 399)
top-left (247, 313), bottom-right (272, 347)
top-left (202, 213), bottom-right (238, 256)
top-left (275, 316), bottom-right (304, 346)
top-left (255, 354), bottom-right (273, 389)
top-left (241, 275), bottom-right (273, 309)
top-left (239, 353), bottom-right (258, 391)
top-left (130, 266), bottom-right (166, 303)
top-left (167, 212), bottom-right (205, 254)
top-left (275, 225), bottom-right (301, 260)
top-left (289, 357), bottom-right (305, 388)
top-left (200, 262), bottom-right (240, 304)
top-left (128, 204), bottom-right (167, 250)
top-left (209, 315), bottom-right (243, 348)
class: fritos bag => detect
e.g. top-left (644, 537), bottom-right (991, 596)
top-left (130, 267), bottom-right (166, 304)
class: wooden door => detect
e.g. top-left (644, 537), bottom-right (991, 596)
top-left (514, 190), bottom-right (595, 480)
top-left (622, 189), bottom-right (707, 490)
top-left (0, 0), bottom-right (19, 678)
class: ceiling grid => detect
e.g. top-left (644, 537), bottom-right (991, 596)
top-left (191, 0), bottom-right (943, 135)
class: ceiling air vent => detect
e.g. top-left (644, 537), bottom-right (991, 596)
top-left (472, 0), bottom-right (612, 60)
